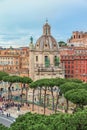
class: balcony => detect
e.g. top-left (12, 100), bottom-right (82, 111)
top-left (34, 64), bottom-right (64, 74)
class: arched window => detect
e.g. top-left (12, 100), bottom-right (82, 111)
top-left (79, 35), bottom-right (80, 39)
top-left (45, 56), bottom-right (50, 67)
top-left (54, 44), bottom-right (56, 47)
top-left (74, 35), bottom-right (75, 39)
top-left (36, 56), bottom-right (38, 62)
top-left (54, 56), bottom-right (60, 66)
top-left (45, 44), bottom-right (47, 47)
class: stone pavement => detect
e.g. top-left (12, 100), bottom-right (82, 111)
top-left (0, 102), bottom-right (55, 118)
top-left (0, 101), bottom-right (72, 119)
top-left (5, 103), bottom-right (54, 118)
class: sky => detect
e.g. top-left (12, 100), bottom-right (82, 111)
top-left (0, 0), bottom-right (87, 48)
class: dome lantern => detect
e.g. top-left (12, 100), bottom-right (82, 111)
top-left (43, 20), bottom-right (51, 36)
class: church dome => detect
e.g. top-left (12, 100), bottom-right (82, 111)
top-left (35, 22), bottom-right (58, 50)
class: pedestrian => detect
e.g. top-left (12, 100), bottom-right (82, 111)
top-left (1, 110), bottom-right (4, 115)
top-left (27, 103), bottom-right (30, 107)
top-left (8, 113), bottom-right (10, 117)
top-left (35, 97), bottom-right (36, 101)
top-left (7, 113), bottom-right (8, 117)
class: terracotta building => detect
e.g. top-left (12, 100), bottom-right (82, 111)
top-left (61, 47), bottom-right (87, 82)
top-left (67, 31), bottom-right (87, 47)
top-left (0, 47), bottom-right (29, 76)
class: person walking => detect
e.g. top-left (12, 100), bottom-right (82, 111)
top-left (7, 113), bottom-right (8, 117)
top-left (8, 113), bottom-right (10, 117)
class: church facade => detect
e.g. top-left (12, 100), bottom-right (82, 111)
top-left (29, 22), bottom-right (64, 81)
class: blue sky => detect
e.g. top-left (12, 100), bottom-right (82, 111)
top-left (0, 0), bottom-right (87, 47)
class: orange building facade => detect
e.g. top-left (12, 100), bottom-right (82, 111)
top-left (61, 47), bottom-right (87, 82)
top-left (0, 47), bottom-right (29, 76)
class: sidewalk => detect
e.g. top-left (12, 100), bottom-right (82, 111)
top-left (5, 103), bottom-right (54, 118)
top-left (0, 101), bottom-right (72, 118)
top-left (0, 101), bottom-right (53, 118)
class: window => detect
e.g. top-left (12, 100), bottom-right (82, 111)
top-left (68, 70), bottom-right (70, 73)
top-left (16, 61), bottom-right (18, 65)
top-left (72, 66), bottom-right (74, 68)
top-left (79, 35), bottom-right (80, 39)
top-left (16, 67), bottom-right (18, 69)
top-left (71, 70), bottom-right (73, 73)
top-left (74, 35), bottom-right (75, 39)
top-left (8, 61), bottom-right (10, 64)
top-left (68, 65), bottom-right (70, 68)
top-left (11, 61), bottom-right (13, 64)
top-left (54, 56), bottom-right (60, 66)
top-left (45, 44), bottom-right (47, 47)
top-left (36, 56), bottom-right (38, 62)
top-left (45, 56), bottom-right (50, 67)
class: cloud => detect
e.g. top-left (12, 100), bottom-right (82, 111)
top-left (0, 28), bottom-right (42, 47)
top-left (0, 36), bottom-right (29, 48)
top-left (0, 0), bottom-right (87, 47)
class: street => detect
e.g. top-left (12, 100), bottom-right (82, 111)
top-left (0, 113), bottom-right (15, 127)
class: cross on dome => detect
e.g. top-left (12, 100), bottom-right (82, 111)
top-left (46, 18), bottom-right (48, 23)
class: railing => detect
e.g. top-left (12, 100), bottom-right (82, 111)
top-left (34, 64), bottom-right (64, 75)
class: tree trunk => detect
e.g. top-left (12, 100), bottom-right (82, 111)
top-left (44, 88), bottom-right (47, 115)
top-left (20, 83), bottom-right (23, 105)
top-left (25, 85), bottom-right (29, 103)
top-left (55, 92), bottom-right (59, 113)
top-left (32, 89), bottom-right (35, 111)
top-left (51, 87), bottom-right (54, 111)
top-left (47, 95), bottom-right (49, 106)
top-left (39, 87), bottom-right (42, 104)
top-left (8, 83), bottom-right (12, 100)
top-left (65, 99), bottom-right (69, 113)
